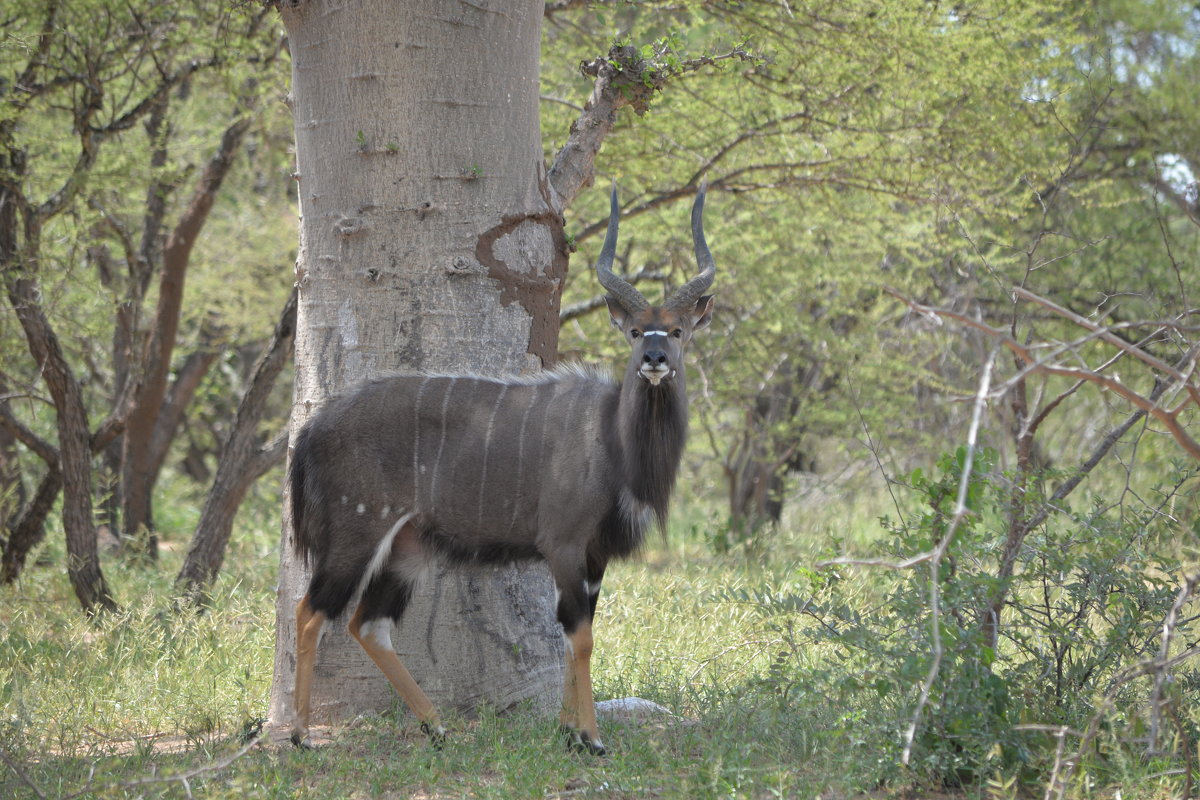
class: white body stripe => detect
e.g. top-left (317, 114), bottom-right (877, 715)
top-left (412, 377), bottom-right (432, 500)
top-left (430, 377), bottom-right (456, 504)
top-left (358, 618), bottom-right (395, 651)
top-left (477, 385), bottom-right (509, 526)
top-left (509, 389), bottom-right (537, 533)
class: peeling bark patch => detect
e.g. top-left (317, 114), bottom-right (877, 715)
top-left (473, 173), bottom-right (569, 369)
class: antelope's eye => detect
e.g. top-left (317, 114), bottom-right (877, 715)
top-left (630, 329), bottom-right (641, 339)
top-left (671, 328), bottom-right (683, 338)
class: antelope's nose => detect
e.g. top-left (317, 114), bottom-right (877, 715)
top-left (643, 349), bottom-right (667, 366)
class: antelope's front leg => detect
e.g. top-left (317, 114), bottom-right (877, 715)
top-left (556, 575), bottom-right (605, 756)
top-left (560, 641), bottom-right (580, 731)
top-left (566, 620), bottom-right (604, 755)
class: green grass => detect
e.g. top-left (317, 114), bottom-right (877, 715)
top-left (0, 490), bottom-right (868, 799)
top-left (1, 476), bottom-right (1197, 799)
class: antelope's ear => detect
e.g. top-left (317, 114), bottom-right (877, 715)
top-left (691, 295), bottom-right (714, 331)
top-left (605, 296), bottom-right (630, 330)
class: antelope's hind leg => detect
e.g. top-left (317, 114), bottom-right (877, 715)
top-left (348, 573), bottom-right (446, 745)
top-left (291, 594), bottom-right (327, 748)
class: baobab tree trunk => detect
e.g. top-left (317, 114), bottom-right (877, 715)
top-left (268, 0), bottom-right (567, 728)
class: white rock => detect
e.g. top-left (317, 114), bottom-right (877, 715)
top-left (594, 697), bottom-right (675, 722)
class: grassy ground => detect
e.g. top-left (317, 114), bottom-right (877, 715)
top-left (0, 476), bottom-right (1195, 798)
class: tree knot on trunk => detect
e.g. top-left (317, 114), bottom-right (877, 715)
top-left (336, 216), bottom-right (364, 237)
top-left (446, 256), bottom-right (484, 276)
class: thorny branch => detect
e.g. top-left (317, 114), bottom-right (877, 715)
top-left (1, 731), bottom-right (265, 800)
top-left (1011, 286), bottom-right (1200, 410)
top-left (1149, 570), bottom-right (1200, 753)
top-left (1041, 634), bottom-right (1200, 800)
top-left (0, 745), bottom-right (46, 799)
top-left (899, 347), bottom-right (997, 766)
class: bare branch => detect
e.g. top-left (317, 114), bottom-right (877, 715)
top-left (246, 429), bottom-right (288, 482)
top-left (820, 345), bottom-right (1000, 765)
top-left (548, 43), bottom-right (756, 209)
top-left (546, 48), bottom-right (636, 210)
top-left (1012, 286), bottom-right (1200, 408)
top-left (175, 287), bottom-right (296, 599)
top-left (0, 745), bottom-right (46, 799)
top-left (1149, 174), bottom-right (1200, 228)
top-left (0, 403), bottom-right (57, 465)
top-left (900, 346), bottom-right (997, 766)
top-left (1149, 569), bottom-right (1200, 751)
top-left (61, 733), bottom-right (264, 800)
top-left (559, 269), bottom-right (666, 322)
top-left (889, 288), bottom-right (1200, 460)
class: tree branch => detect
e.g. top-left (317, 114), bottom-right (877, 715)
top-left (1012, 286), bottom-right (1200, 408)
top-left (0, 403), bottom-right (57, 465)
top-left (547, 46), bottom-right (640, 210)
top-left (2, 0), bottom-right (62, 125)
top-left (559, 269), bottom-right (666, 322)
top-left (889, 288), bottom-right (1200, 460)
top-left (1149, 174), bottom-right (1200, 228)
top-left (175, 287), bottom-right (296, 599)
top-left (548, 43), bottom-right (756, 210)
top-left (147, 348), bottom-right (220, 479)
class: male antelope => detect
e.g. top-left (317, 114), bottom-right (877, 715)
top-left (289, 185), bottom-right (715, 755)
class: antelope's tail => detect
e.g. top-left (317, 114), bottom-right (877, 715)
top-left (289, 423), bottom-right (321, 566)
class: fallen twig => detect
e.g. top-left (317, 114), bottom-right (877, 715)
top-left (0, 746), bottom-right (47, 800)
top-left (60, 733), bottom-right (264, 800)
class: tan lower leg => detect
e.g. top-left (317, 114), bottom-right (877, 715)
top-left (292, 596), bottom-right (326, 742)
top-left (560, 645), bottom-right (579, 728)
top-left (567, 622), bottom-right (600, 744)
top-left (348, 606), bottom-right (441, 728)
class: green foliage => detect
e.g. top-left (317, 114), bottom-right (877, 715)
top-left (548, 0), bottom-right (1200, 543)
top-left (550, 1), bottom-right (1096, 531)
top-left (732, 451), bottom-right (1199, 789)
top-left (4, 468), bottom-right (1198, 797)
top-left (0, 0), bottom-right (295, 517)
top-left (2, 0), bottom-right (1200, 794)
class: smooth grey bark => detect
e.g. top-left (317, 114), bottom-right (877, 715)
top-left (269, 0), bottom-right (570, 728)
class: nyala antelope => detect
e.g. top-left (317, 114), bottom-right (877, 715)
top-left (289, 184), bottom-right (716, 755)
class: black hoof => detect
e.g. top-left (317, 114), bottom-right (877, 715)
top-left (560, 725), bottom-right (606, 757)
top-left (240, 717), bottom-right (266, 744)
top-left (420, 721), bottom-right (446, 749)
top-left (290, 731), bottom-right (313, 750)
